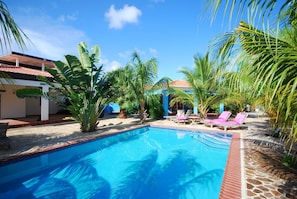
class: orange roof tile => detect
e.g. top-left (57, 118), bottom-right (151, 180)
top-left (0, 64), bottom-right (53, 78)
top-left (169, 80), bottom-right (191, 88)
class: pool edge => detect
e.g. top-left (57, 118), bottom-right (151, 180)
top-left (0, 124), bottom-right (150, 164)
top-left (219, 132), bottom-right (242, 199)
top-left (1, 124), bottom-right (243, 199)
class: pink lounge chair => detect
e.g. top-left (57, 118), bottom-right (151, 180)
top-left (174, 109), bottom-right (192, 124)
top-left (203, 111), bottom-right (232, 128)
top-left (213, 112), bottom-right (248, 131)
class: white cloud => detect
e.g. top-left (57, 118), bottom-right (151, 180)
top-left (58, 13), bottom-right (77, 22)
top-left (149, 48), bottom-right (157, 54)
top-left (100, 58), bottom-right (122, 72)
top-left (10, 15), bottom-right (88, 61)
top-left (105, 4), bottom-right (142, 29)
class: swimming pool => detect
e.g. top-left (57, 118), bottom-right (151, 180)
top-left (0, 126), bottom-right (232, 199)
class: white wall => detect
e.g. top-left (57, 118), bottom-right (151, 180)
top-left (26, 97), bottom-right (41, 116)
top-left (1, 85), bottom-right (26, 118)
top-left (0, 78), bottom-right (65, 119)
top-left (24, 88), bottom-right (62, 115)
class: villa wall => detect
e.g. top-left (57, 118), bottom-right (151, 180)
top-left (24, 88), bottom-right (62, 116)
top-left (26, 97), bottom-right (41, 115)
top-left (26, 97), bottom-right (61, 116)
top-left (0, 85), bottom-right (62, 119)
top-left (0, 85), bottom-right (26, 118)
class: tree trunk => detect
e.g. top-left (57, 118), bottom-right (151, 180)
top-left (140, 100), bottom-right (146, 123)
top-left (118, 108), bottom-right (127, 119)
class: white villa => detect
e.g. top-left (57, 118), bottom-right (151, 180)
top-left (0, 52), bottom-right (61, 121)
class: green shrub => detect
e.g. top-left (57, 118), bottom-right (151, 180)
top-left (282, 154), bottom-right (297, 168)
top-left (149, 103), bottom-right (164, 119)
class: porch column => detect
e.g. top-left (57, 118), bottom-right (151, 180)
top-left (194, 98), bottom-right (198, 114)
top-left (219, 103), bottom-right (224, 113)
top-left (162, 90), bottom-right (169, 116)
top-left (41, 85), bottom-right (49, 121)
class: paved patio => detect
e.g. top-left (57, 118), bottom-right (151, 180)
top-left (0, 113), bottom-right (296, 198)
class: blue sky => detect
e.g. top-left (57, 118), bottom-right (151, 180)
top-left (5, 0), bottom-right (237, 80)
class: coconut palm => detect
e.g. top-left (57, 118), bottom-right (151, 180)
top-left (218, 52), bottom-right (258, 113)
top-left (111, 52), bottom-right (170, 123)
top-left (0, 0), bottom-right (29, 51)
top-left (38, 42), bottom-right (113, 132)
top-left (237, 21), bottom-right (297, 148)
top-left (206, 0), bottom-right (297, 149)
top-left (0, 0), bottom-right (30, 83)
top-left (170, 53), bottom-right (225, 119)
top-left (106, 66), bottom-right (137, 119)
top-left (207, 0), bottom-right (296, 26)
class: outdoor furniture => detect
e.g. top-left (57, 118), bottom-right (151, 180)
top-left (203, 111), bottom-right (232, 128)
top-left (174, 109), bottom-right (192, 124)
top-left (188, 115), bottom-right (201, 125)
top-left (163, 115), bottom-right (176, 121)
top-left (212, 112), bottom-right (248, 131)
top-left (163, 109), bottom-right (184, 121)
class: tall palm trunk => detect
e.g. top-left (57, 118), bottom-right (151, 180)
top-left (140, 100), bottom-right (146, 123)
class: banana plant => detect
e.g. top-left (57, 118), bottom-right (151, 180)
top-left (19, 42), bottom-right (114, 132)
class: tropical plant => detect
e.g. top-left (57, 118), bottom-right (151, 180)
top-left (0, 0), bottom-right (29, 52)
top-left (147, 96), bottom-right (165, 119)
top-left (238, 21), bottom-right (297, 150)
top-left (206, 0), bottom-right (296, 26)
top-left (207, 0), bottom-right (297, 150)
top-left (218, 53), bottom-right (258, 113)
top-left (106, 66), bottom-right (137, 119)
top-left (38, 42), bottom-right (114, 132)
top-left (0, 0), bottom-right (30, 83)
top-left (110, 52), bottom-right (170, 123)
top-left (170, 53), bottom-right (225, 119)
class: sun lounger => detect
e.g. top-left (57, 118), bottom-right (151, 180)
top-left (203, 111), bottom-right (232, 128)
top-left (174, 109), bottom-right (192, 124)
top-left (212, 112), bottom-right (248, 131)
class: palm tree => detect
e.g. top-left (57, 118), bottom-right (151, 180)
top-left (207, 0), bottom-right (297, 149)
top-left (0, 0), bottom-right (30, 83)
top-left (107, 66), bottom-right (138, 119)
top-left (0, 0), bottom-right (29, 51)
top-left (170, 53), bottom-right (224, 119)
top-left (110, 52), bottom-right (170, 123)
top-left (38, 42), bottom-right (114, 132)
top-left (218, 52), bottom-right (258, 113)
top-left (207, 0), bottom-right (296, 26)
top-left (236, 21), bottom-right (297, 148)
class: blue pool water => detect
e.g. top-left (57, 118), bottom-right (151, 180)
top-left (0, 126), bottom-right (232, 199)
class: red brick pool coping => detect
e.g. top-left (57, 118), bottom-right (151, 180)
top-left (219, 132), bottom-right (241, 199)
top-left (151, 125), bottom-right (242, 199)
top-left (0, 124), bottom-right (242, 198)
